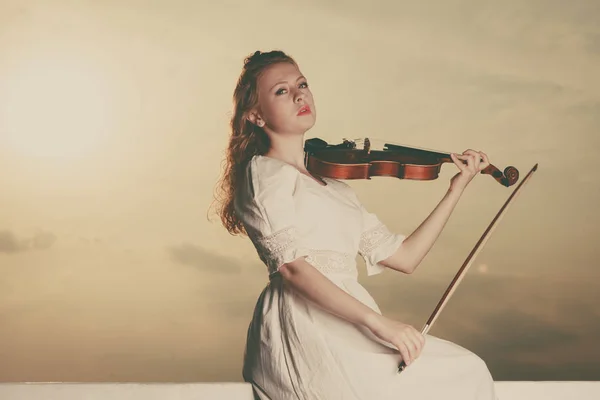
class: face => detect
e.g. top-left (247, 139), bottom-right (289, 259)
top-left (250, 62), bottom-right (316, 135)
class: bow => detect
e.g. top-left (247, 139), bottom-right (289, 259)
top-left (397, 163), bottom-right (539, 373)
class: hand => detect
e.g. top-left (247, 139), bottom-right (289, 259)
top-left (449, 149), bottom-right (490, 191)
top-left (365, 314), bottom-right (425, 366)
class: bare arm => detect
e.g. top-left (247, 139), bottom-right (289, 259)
top-left (279, 257), bottom-right (425, 365)
top-left (382, 150), bottom-right (491, 274)
top-left (279, 258), bottom-right (380, 327)
top-left (382, 186), bottom-right (464, 273)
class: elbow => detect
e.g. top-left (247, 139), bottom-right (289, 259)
top-left (277, 263), bottom-right (294, 280)
top-left (391, 260), bottom-right (416, 274)
top-left (383, 247), bottom-right (417, 274)
top-left (277, 258), bottom-right (306, 281)
top-left (401, 263), bottom-right (417, 274)
top-left (399, 257), bottom-right (420, 274)
top-left (380, 257), bottom-right (415, 274)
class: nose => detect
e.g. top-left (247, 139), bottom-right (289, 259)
top-left (294, 90), bottom-right (305, 103)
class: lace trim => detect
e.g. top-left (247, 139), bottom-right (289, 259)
top-left (253, 226), bottom-right (296, 259)
top-left (305, 250), bottom-right (356, 275)
top-left (253, 227), bottom-right (357, 276)
top-left (359, 222), bottom-right (392, 256)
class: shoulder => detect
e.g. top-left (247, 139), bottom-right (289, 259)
top-left (247, 155), bottom-right (300, 197)
top-left (325, 176), bottom-right (358, 197)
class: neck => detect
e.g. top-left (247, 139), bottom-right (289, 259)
top-left (264, 133), bottom-right (308, 171)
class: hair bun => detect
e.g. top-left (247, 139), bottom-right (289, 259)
top-left (243, 50), bottom-right (263, 68)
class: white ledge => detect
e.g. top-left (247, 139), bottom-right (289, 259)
top-left (0, 382), bottom-right (599, 399)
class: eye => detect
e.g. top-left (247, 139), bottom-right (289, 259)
top-left (275, 81), bottom-right (308, 95)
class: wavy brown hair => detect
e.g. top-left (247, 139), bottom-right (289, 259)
top-left (209, 50), bottom-right (297, 236)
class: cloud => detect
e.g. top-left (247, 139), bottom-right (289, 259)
top-left (474, 308), bottom-right (577, 353)
top-left (309, 0), bottom-right (600, 55)
top-left (0, 229), bottom-right (57, 254)
top-left (77, 236), bottom-right (104, 245)
top-left (585, 32), bottom-right (600, 54)
top-left (467, 72), bottom-right (566, 102)
top-left (31, 230), bottom-right (57, 249)
top-left (0, 231), bottom-right (22, 253)
top-left (167, 242), bottom-right (242, 274)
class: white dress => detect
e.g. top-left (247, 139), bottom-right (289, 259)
top-left (234, 155), bottom-right (497, 400)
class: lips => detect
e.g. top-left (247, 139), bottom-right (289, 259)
top-left (297, 105), bottom-right (311, 116)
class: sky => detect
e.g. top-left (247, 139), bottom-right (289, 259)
top-left (1, 0), bottom-right (599, 382)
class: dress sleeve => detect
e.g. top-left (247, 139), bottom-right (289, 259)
top-left (234, 157), bottom-right (308, 275)
top-left (358, 204), bottom-right (406, 275)
top-left (344, 184), bottom-right (406, 276)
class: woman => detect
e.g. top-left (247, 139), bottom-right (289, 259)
top-left (213, 50), bottom-right (497, 399)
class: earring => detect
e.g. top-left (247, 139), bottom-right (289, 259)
top-left (257, 120), bottom-right (264, 127)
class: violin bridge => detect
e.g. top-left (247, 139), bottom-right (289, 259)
top-left (351, 138), bottom-right (372, 154)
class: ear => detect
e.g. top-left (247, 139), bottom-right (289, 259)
top-left (246, 111), bottom-right (257, 125)
top-left (247, 110), bottom-right (265, 127)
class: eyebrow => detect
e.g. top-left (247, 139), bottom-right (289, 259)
top-left (270, 75), bottom-right (306, 91)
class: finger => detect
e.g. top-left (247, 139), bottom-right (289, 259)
top-left (480, 152), bottom-right (491, 169)
top-left (473, 152), bottom-right (481, 171)
top-left (402, 338), bottom-right (415, 364)
top-left (417, 334), bottom-right (426, 357)
top-left (405, 333), bottom-right (421, 360)
top-left (480, 151), bottom-right (489, 163)
top-left (397, 342), bottom-right (412, 365)
top-left (407, 332), bottom-right (421, 360)
top-left (463, 150), bottom-right (481, 169)
top-left (450, 153), bottom-right (467, 172)
top-left (455, 153), bottom-right (477, 163)
top-left (464, 153), bottom-right (475, 171)
top-left (419, 332), bottom-right (426, 347)
top-left (409, 330), bottom-right (425, 357)
top-left (473, 151), bottom-right (484, 171)
top-left (418, 332), bottom-right (427, 352)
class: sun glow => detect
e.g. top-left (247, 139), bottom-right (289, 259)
top-left (0, 55), bottom-right (115, 159)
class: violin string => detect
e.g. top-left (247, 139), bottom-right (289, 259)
top-left (351, 137), bottom-right (451, 155)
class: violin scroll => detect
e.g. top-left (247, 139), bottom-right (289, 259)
top-left (481, 165), bottom-right (519, 187)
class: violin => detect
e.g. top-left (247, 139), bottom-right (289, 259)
top-left (304, 137), bottom-right (519, 187)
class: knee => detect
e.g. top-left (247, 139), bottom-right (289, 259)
top-left (471, 352), bottom-right (487, 367)
top-left (468, 352), bottom-right (493, 379)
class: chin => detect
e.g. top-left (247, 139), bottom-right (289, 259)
top-left (298, 115), bottom-right (316, 131)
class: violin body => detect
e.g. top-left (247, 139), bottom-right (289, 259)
top-left (304, 137), bottom-right (519, 187)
